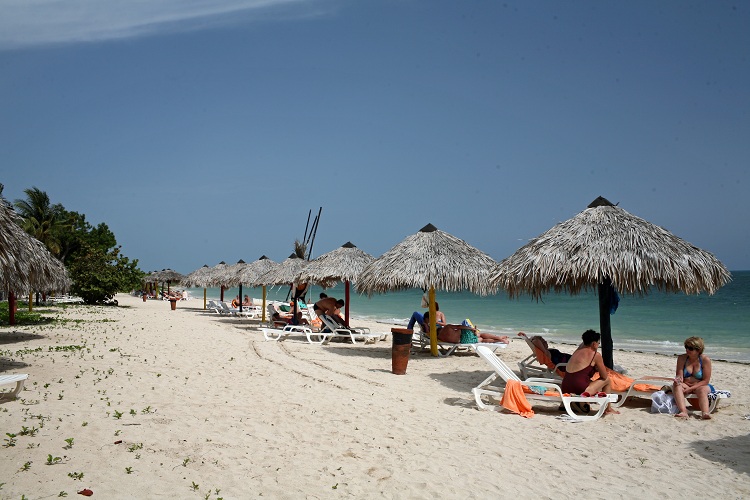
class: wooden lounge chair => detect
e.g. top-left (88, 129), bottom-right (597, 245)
top-left (0, 374), bottom-right (28, 399)
top-left (472, 346), bottom-right (616, 422)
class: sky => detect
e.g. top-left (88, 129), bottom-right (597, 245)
top-left (1, 0), bottom-right (748, 275)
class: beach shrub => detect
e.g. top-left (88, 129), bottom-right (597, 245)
top-left (68, 244), bottom-right (142, 305)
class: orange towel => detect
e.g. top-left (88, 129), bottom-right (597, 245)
top-left (592, 369), bottom-right (663, 392)
top-left (500, 380), bottom-right (535, 418)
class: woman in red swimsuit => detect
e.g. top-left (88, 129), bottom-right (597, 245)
top-left (561, 330), bottom-right (619, 416)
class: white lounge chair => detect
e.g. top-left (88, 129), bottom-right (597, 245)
top-left (261, 324), bottom-right (330, 344)
top-left (413, 329), bottom-right (508, 357)
top-left (0, 374), bottom-right (28, 399)
top-left (472, 345), bottom-right (616, 422)
top-left (608, 377), bottom-right (730, 412)
top-left (318, 314), bottom-right (383, 344)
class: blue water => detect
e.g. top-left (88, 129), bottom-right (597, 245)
top-left (185, 270), bottom-right (750, 363)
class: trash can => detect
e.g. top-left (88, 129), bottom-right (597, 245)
top-left (142, 293), bottom-right (147, 302)
top-left (169, 299), bottom-right (177, 311)
top-left (391, 328), bottom-right (414, 375)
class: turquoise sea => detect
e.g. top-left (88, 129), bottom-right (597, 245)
top-left (186, 270), bottom-right (750, 363)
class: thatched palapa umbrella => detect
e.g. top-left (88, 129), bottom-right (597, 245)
top-left (154, 268), bottom-right (185, 296)
top-left (252, 254), bottom-right (308, 323)
top-left (489, 196), bottom-right (731, 368)
top-left (296, 242), bottom-right (374, 326)
top-left (205, 261), bottom-right (229, 301)
top-left (182, 264), bottom-right (211, 308)
top-left (357, 224), bottom-right (498, 356)
top-left (1, 203), bottom-right (69, 324)
top-left (236, 256), bottom-right (276, 321)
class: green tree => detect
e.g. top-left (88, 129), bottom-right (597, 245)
top-left (13, 187), bottom-right (68, 256)
top-left (68, 244), bottom-right (143, 304)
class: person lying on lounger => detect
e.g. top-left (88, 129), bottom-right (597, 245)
top-left (520, 333), bottom-right (574, 370)
top-left (422, 311), bottom-right (509, 344)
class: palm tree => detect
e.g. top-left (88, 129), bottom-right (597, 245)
top-left (13, 187), bottom-right (66, 256)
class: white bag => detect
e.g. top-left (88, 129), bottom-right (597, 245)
top-left (651, 390), bottom-right (679, 414)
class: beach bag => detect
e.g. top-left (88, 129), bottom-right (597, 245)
top-left (459, 319), bottom-right (478, 344)
top-left (651, 390), bottom-right (679, 414)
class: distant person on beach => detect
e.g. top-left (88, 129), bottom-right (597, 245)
top-left (242, 295), bottom-right (251, 306)
top-left (560, 330), bottom-right (619, 415)
top-left (231, 295), bottom-right (240, 308)
top-left (314, 296), bottom-right (346, 326)
top-left (422, 309), bottom-right (508, 344)
top-left (673, 336), bottom-right (713, 420)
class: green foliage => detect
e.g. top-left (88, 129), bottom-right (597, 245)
top-left (11, 186), bottom-right (145, 303)
top-left (68, 243), bottom-right (143, 305)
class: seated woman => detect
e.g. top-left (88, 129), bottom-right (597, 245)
top-left (242, 295), bottom-right (252, 306)
top-left (673, 336), bottom-right (713, 420)
top-left (231, 295), bottom-right (240, 308)
top-left (422, 311), bottom-right (508, 344)
top-left (561, 329), bottom-right (619, 415)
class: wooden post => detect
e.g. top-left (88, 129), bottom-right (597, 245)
top-left (598, 279), bottom-right (614, 369)
top-left (344, 281), bottom-right (350, 327)
top-left (9, 292), bottom-right (16, 326)
top-left (203, 288), bottom-right (207, 310)
top-left (261, 286), bottom-right (267, 322)
top-left (29, 292), bottom-right (33, 312)
top-left (429, 287), bottom-right (437, 357)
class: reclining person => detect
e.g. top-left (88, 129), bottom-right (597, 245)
top-left (422, 311), bottom-right (508, 344)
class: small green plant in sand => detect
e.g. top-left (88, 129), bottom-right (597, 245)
top-left (125, 466), bottom-right (133, 474)
top-left (20, 461), bottom-right (32, 471)
top-left (82, 421), bottom-right (88, 427)
top-left (19, 426), bottom-right (39, 437)
top-left (4, 433), bottom-right (17, 447)
top-left (47, 454), bottom-right (63, 465)
top-left (182, 457), bottom-right (190, 467)
top-left (114, 430), bottom-right (121, 436)
top-left (190, 481), bottom-right (199, 492)
top-left (130, 409), bottom-right (136, 417)
top-left (58, 492), bottom-right (68, 497)
top-left (64, 438), bottom-right (74, 449)
top-left (141, 406), bottom-right (153, 414)
top-left (67, 471), bottom-right (84, 481)
top-left (113, 410), bottom-right (123, 419)
top-left (128, 443), bottom-right (143, 452)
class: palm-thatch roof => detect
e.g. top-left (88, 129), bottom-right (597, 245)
top-left (218, 260), bottom-right (248, 287)
top-left (237, 256), bottom-right (276, 285)
top-left (251, 254), bottom-right (308, 287)
top-left (181, 265), bottom-right (211, 288)
top-left (490, 196), bottom-right (731, 369)
top-left (204, 261), bottom-right (229, 287)
top-left (296, 242), bottom-right (374, 288)
top-left (153, 268), bottom-right (185, 283)
top-left (1, 203), bottom-right (69, 294)
top-left (489, 197), bottom-right (731, 298)
top-left (356, 224), bottom-right (498, 296)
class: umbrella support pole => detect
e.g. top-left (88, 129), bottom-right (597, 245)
top-left (598, 279), bottom-right (614, 369)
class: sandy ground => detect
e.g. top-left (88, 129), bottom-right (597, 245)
top-left (1, 293), bottom-right (749, 499)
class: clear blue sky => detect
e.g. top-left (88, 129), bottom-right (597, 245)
top-left (1, 1), bottom-right (748, 274)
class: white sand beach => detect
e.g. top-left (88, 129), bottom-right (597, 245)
top-left (1, 293), bottom-right (749, 499)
